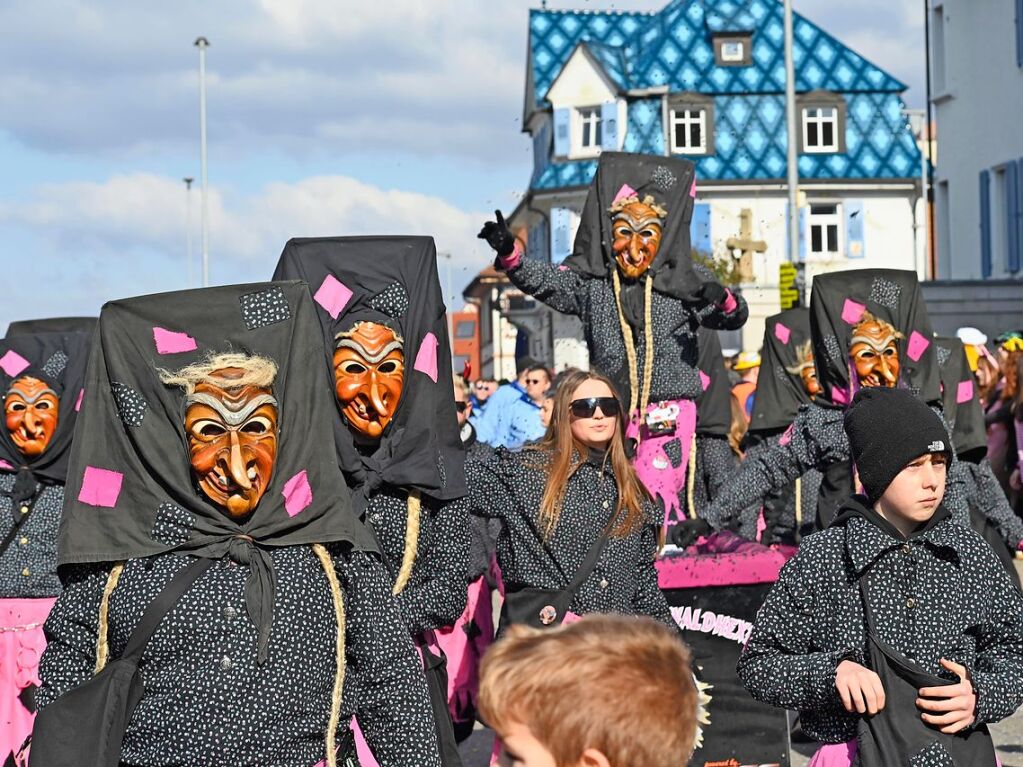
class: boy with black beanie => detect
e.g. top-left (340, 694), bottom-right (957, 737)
top-left (738, 387), bottom-right (1023, 765)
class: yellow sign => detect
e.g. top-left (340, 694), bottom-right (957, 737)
top-left (779, 263), bottom-right (800, 309)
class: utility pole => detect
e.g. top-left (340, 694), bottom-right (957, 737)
top-left (783, 0), bottom-right (800, 265)
top-left (195, 37), bottom-right (211, 287)
top-left (184, 177), bottom-right (194, 287)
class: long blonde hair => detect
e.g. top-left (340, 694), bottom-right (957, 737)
top-left (525, 371), bottom-right (649, 539)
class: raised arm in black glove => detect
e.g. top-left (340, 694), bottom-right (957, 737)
top-left (669, 518), bottom-right (712, 549)
top-left (688, 280), bottom-right (727, 307)
top-left (477, 209), bottom-right (516, 258)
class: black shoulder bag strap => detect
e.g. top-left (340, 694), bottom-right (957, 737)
top-left (0, 505), bottom-right (35, 560)
top-left (565, 527), bottom-right (611, 596)
top-left (29, 556), bottom-right (215, 767)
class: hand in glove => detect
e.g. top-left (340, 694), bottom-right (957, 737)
top-left (669, 518), bottom-right (712, 549)
top-left (477, 210), bottom-right (517, 258)
top-left (689, 280), bottom-right (727, 307)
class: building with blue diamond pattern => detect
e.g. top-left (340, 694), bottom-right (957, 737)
top-left (502, 0), bottom-right (926, 365)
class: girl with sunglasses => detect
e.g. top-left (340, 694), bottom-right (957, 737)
top-left (464, 370), bottom-right (675, 632)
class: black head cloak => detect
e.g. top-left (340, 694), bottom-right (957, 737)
top-left (5, 317), bottom-right (97, 337)
top-left (57, 281), bottom-right (376, 662)
top-left (272, 236), bottom-right (465, 511)
top-left (935, 337), bottom-right (986, 460)
top-left (0, 331), bottom-right (90, 508)
top-left (809, 269), bottom-right (939, 408)
top-left (695, 327), bottom-right (732, 437)
top-left (749, 308), bottom-right (813, 434)
top-left (563, 151), bottom-right (702, 320)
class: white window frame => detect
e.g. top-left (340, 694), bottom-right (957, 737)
top-left (669, 107), bottom-right (708, 155)
top-left (720, 40), bottom-right (745, 62)
top-left (574, 106), bottom-right (603, 157)
top-left (806, 202), bottom-right (843, 259)
top-left (802, 106), bottom-right (839, 153)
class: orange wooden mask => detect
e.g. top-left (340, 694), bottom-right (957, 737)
top-left (5, 376), bottom-right (59, 458)
top-left (333, 322), bottom-right (404, 440)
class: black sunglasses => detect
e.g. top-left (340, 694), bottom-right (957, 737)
top-left (569, 397), bottom-right (620, 419)
top-left (526, 377), bottom-right (547, 386)
top-left (454, 401), bottom-right (469, 413)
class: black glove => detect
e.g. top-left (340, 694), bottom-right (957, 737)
top-left (690, 280), bottom-right (727, 307)
top-left (669, 518), bottom-right (712, 549)
top-left (477, 209), bottom-right (516, 258)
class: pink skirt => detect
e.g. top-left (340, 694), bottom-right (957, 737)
top-left (807, 739), bottom-right (1001, 767)
top-left (626, 399), bottom-right (698, 526)
top-left (432, 575), bottom-right (494, 723)
top-left (0, 597), bottom-right (56, 763)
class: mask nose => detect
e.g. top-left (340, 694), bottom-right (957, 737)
top-left (368, 373), bottom-right (390, 418)
top-left (23, 408), bottom-right (42, 436)
top-left (226, 430), bottom-right (252, 491)
top-left (878, 354), bottom-right (897, 386)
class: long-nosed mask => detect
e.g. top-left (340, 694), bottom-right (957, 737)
top-left (849, 316), bottom-right (902, 388)
top-left (333, 321), bottom-right (404, 440)
top-left (5, 376), bottom-right (59, 458)
top-left (185, 370), bottom-right (279, 519)
top-left (611, 200), bottom-right (664, 280)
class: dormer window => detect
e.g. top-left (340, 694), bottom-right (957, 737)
top-left (577, 107), bottom-right (602, 152)
top-left (713, 33), bottom-right (753, 67)
top-left (667, 93), bottom-right (715, 156)
top-left (797, 91), bottom-right (848, 154)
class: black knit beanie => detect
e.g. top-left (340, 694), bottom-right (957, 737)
top-left (844, 387), bottom-right (952, 502)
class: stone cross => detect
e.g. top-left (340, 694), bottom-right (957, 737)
top-left (725, 208), bottom-right (768, 283)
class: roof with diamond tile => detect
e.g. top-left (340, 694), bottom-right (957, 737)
top-left (527, 0), bottom-right (908, 116)
top-left (525, 0), bottom-right (919, 187)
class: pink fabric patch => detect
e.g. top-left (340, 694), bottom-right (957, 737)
top-left (907, 330), bottom-right (930, 362)
top-left (497, 243), bottom-right (523, 271)
top-left (313, 274), bottom-right (354, 320)
top-left (720, 289), bottom-right (738, 314)
top-left (690, 178), bottom-right (697, 198)
top-left (699, 370), bottom-right (711, 391)
top-left (779, 423), bottom-right (794, 446)
top-left (282, 470), bottom-right (313, 517)
top-left (75, 388), bottom-right (84, 412)
top-left (0, 460), bottom-right (13, 470)
top-left (556, 264), bottom-right (570, 272)
top-left (657, 539), bottom-right (786, 589)
top-left (414, 332), bottom-right (440, 383)
top-left (152, 327), bottom-right (197, 355)
top-left (807, 740), bottom-right (857, 767)
top-left (78, 466), bottom-right (123, 508)
top-left (0, 350), bottom-right (30, 378)
top-left (840, 299), bottom-right (866, 325)
top-left (831, 385), bottom-right (850, 405)
top-left (956, 379), bottom-right (974, 404)
top-left (612, 183), bottom-right (637, 204)
top-left (774, 322), bottom-right (791, 344)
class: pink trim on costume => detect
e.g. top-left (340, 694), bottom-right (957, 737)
top-left (830, 385), bottom-right (850, 405)
top-left (774, 322), bottom-right (791, 344)
top-left (699, 370), bottom-right (711, 391)
top-left (840, 299), bottom-right (866, 325)
top-left (0, 597), bottom-right (57, 763)
top-left (778, 423), bottom-right (794, 446)
top-left (75, 388), bottom-right (84, 412)
top-left (152, 327), bottom-right (197, 355)
top-left (956, 379), bottom-right (974, 404)
top-left (0, 350), bottom-right (30, 378)
top-left (689, 178), bottom-right (697, 198)
top-left (312, 274), bottom-right (354, 320)
top-left (497, 242), bottom-right (524, 271)
top-left (0, 460), bottom-right (13, 471)
top-left (613, 183), bottom-right (638, 204)
top-left (557, 264), bottom-right (570, 271)
top-left (657, 538), bottom-right (785, 588)
top-left (720, 289), bottom-right (738, 314)
top-left (282, 470), bottom-right (313, 517)
top-left (907, 330), bottom-right (930, 362)
top-left (413, 332), bottom-right (440, 383)
top-left (78, 466), bottom-right (123, 508)
top-left (807, 740), bottom-right (857, 767)
top-left (628, 399), bottom-right (697, 525)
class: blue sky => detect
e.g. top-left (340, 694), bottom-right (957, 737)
top-left (0, 0), bottom-right (925, 329)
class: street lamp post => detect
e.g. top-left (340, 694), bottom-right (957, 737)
top-left (784, 0), bottom-right (800, 265)
top-left (195, 37), bottom-right (210, 287)
top-left (184, 177), bottom-right (194, 287)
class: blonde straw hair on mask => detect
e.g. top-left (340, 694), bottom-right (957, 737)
top-left (157, 352), bottom-right (278, 395)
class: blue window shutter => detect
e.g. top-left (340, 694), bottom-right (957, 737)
top-left (692, 203), bottom-right (712, 253)
top-left (798, 206), bottom-right (807, 262)
top-left (1009, 162), bottom-right (1022, 273)
top-left (784, 202), bottom-right (807, 262)
top-left (550, 207), bottom-right (572, 264)
top-left (553, 108), bottom-right (571, 157)
top-left (980, 170), bottom-right (992, 278)
top-left (1017, 0), bottom-right (1023, 67)
top-left (845, 200), bottom-right (865, 259)
top-left (601, 101), bottom-right (619, 150)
